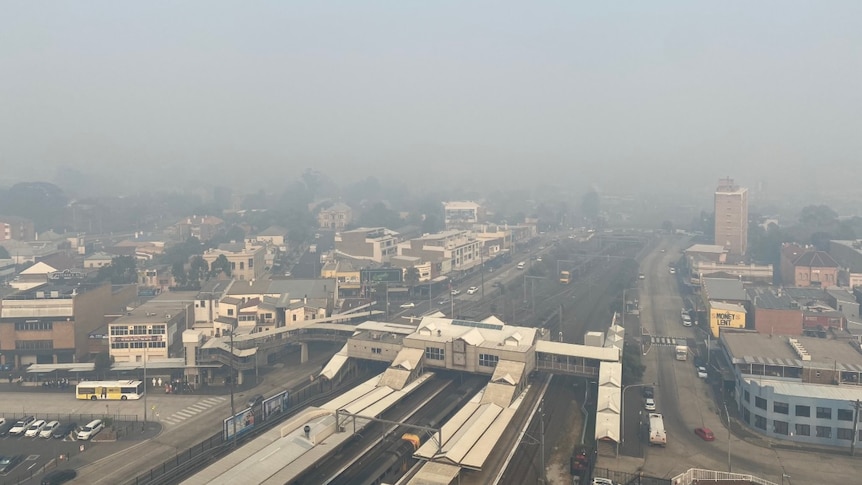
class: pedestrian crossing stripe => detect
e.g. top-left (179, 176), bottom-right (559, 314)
top-left (650, 336), bottom-right (687, 346)
top-left (161, 396), bottom-right (228, 425)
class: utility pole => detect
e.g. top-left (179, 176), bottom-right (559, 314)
top-left (724, 401), bottom-right (732, 472)
top-left (229, 329), bottom-right (237, 448)
top-left (851, 399), bottom-right (862, 456)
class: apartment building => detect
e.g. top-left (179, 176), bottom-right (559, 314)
top-left (714, 178), bottom-right (749, 256)
top-left (334, 227), bottom-right (399, 263)
top-left (398, 230), bottom-right (482, 274)
top-left (201, 242), bottom-right (266, 281)
top-left (0, 282), bottom-right (137, 366)
top-left (443, 201), bottom-right (483, 229)
top-left (0, 216), bottom-right (36, 241)
top-left (175, 215), bottom-right (225, 242)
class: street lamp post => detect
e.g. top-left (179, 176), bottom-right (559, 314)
top-left (229, 329), bottom-right (237, 447)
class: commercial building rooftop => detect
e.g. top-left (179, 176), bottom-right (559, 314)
top-left (747, 287), bottom-right (797, 310)
top-left (722, 331), bottom-right (862, 371)
top-left (702, 277), bottom-right (747, 302)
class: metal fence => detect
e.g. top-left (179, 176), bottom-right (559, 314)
top-left (0, 412), bottom-right (139, 425)
top-left (593, 467), bottom-right (672, 485)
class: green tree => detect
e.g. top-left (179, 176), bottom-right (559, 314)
top-left (95, 256), bottom-right (137, 284)
top-left (93, 352), bottom-right (114, 379)
top-left (172, 262), bottom-right (188, 288)
top-left (405, 267), bottom-right (420, 288)
top-left (210, 254), bottom-right (232, 278)
top-left (622, 342), bottom-right (645, 384)
top-left (187, 256), bottom-right (209, 288)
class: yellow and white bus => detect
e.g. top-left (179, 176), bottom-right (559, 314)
top-left (76, 380), bottom-right (144, 400)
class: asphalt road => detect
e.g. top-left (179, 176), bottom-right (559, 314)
top-left (608, 236), bottom-right (862, 484)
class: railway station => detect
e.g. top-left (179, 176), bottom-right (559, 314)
top-left (179, 312), bottom-right (626, 485)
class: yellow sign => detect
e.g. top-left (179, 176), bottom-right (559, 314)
top-left (709, 305), bottom-right (746, 337)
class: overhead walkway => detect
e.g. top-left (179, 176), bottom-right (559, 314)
top-left (534, 339), bottom-right (619, 377)
top-left (181, 370), bottom-right (435, 485)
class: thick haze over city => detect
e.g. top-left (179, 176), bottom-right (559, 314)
top-left (2, 2), bottom-right (861, 205)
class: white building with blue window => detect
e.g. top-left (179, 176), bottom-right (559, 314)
top-left (721, 330), bottom-right (862, 447)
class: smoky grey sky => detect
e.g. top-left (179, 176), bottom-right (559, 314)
top-left (2, 2), bottom-right (861, 197)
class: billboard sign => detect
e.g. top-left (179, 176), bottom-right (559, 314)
top-left (223, 407), bottom-right (256, 440)
top-left (262, 391), bottom-right (290, 421)
top-left (360, 268), bottom-right (403, 284)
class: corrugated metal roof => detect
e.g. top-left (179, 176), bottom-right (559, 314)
top-left (535, 340), bottom-right (620, 362)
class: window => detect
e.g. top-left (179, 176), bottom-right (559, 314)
top-left (816, 426), bottom-right (832, 439)
top-left (227, 309), bottom-right (234, 316)
top-left (837, 428), bottom-right (854, 441)
top-left (773, 420), bottom-right (789, 435)
top-left (795, 405), bottom-right (810, 417)
top-left (111, 326), bottom-right (129, 336)
top-left (774, 402), bottom-right (789, 415)
top-left (133, 325), bottom-right (147, 335)
top-left (743, 389), bottom-right (750, 402)
top-left (795, 424), bottom-right (810, 436)
top-left (425, 347), bottom-right (445, 361)
top-left (15, 340), bottom-right (53, 350)
top-left (816, 407), bottom-right (832, 419)
top-left (478, 353), bottom-right (499, 368)
top-left (248, 258), bottom-right (254, 268)
top-left (837, 409), bottom-right (853, 422)
top-left (15, 321), bottom-right (53, 331)
top-left (754, 414), bottom-right (766, 430)
top-left (239, 262), bottom-right (245, 270)
top-left (743, 407), bottom-right (750, 424)
top-left (371, 347), bottom-right (382, 355)
top-left (755, 396), bottom-right (767, 410)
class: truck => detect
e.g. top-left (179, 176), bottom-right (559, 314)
top-left (648, 413), bottom-right (667, 446)
top-left (675, 344), bottom-right (688, 361)
top-left (560, 270), bottom-right (572, 284)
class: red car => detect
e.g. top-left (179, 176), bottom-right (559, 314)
top-left (695, 427), bottom-right (715, 441)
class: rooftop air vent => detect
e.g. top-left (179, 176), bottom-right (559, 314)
top-left (788, 337), bottom-right (811, 361)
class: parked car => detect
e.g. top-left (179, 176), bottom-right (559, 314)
top-left (694, 427), bottom-right (715, 441)
top-left (467, 286), bottom-right (479, 295)
top-left (638, 273), bottom-right (645, 280)
top-left (592, 478), bottom-right (616, 485)
top-left (697, 366), bottom-right (708, 379)
top-left (52, 422), bottom-right (77, 440)
top-left (40, 421), bottom-right (60, 438)
top-left (642, 386), bottom-right (654, 399)
top-left (41, 469), bottom-right (77, 485)
top-left (0, 455), bottom-right (24, 474)
top-left (644, 398), bottom-right (656, 411)
top-left (399, 302), bottom-right (416, 309)
top-left (0, 420), bottom-right (16, 437)
top-left (76, 419), bottom-right (103, 441)
top-left (450, 289), bottom-right (461, 296)
top-left (8, 416), bottom-right (35, 436)
top-left (25, 419), bottom-right (47, 437)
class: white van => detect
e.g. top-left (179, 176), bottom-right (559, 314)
top-left (516, 262), bottom-right (526, 270)
top-left (77, 419), bottom-right (103, 441)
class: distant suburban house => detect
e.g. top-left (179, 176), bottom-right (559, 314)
top-left (254, 225), bottom-right (289, 251)
top-left (84, 252), bottom-right (114, 269)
